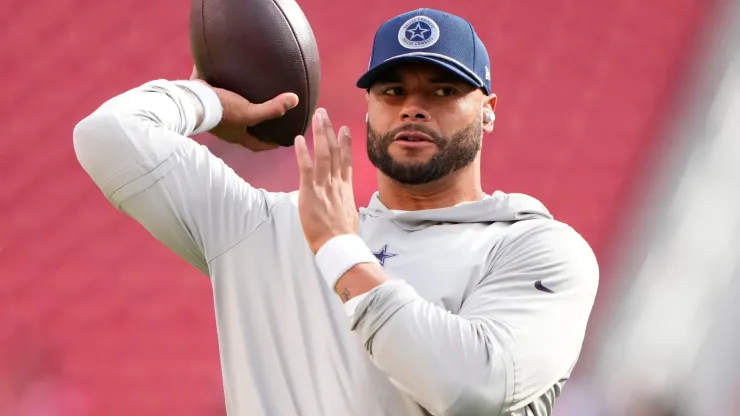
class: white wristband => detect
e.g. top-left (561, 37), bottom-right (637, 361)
top-left (172, 80), bottom-right (223, 135)
top-left (315, 234), bottom-right (379, 290)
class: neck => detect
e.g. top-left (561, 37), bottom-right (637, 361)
top-left (376, 159), bottom-right (484, 211)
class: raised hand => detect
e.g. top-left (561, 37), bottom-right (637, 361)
top-left (189, 66), bottom-right (298, 151)
top-left (294, 108), bottom-right (359, 253)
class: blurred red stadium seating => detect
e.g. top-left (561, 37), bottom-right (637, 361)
top-left (0, 0), bottom-right (711, 414)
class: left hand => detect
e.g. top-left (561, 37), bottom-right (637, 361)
top-left (294, 108), bottom-right (359, 253)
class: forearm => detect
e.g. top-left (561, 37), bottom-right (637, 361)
top-left (347, 277), bottom-right (506, 416)
top-left (73, 80), bottom-right (221, 196)
top-left (333, 222), bottom-right (599, 415)
top-left (72, 78), bottom-right (285, 272)
top-left (315, 236), bottom-right (505, 415)
top-left (80, 80), bottom-right (204, 138)
top-left (334, 263), bottom-right (387, 302)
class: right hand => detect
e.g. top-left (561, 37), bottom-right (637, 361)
top-left (189, 66), bottom-right (299, 152)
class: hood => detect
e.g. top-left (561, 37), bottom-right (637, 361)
top-left (359, 191), bottom-right (553, 231)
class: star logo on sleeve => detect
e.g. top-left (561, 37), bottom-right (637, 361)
top-left (372, 245), bottom-right (397, 266)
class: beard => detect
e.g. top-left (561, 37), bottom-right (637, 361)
top-left (366, 115), bottom-right (483, 185)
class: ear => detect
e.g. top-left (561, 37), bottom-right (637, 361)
top-left (483, 93), bottom-right (497, 133)
top-left (487, 94), bottom-right (497, 112)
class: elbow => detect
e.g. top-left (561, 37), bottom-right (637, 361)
top-left (436, 382), bottom-right (504, 416)
top-left (73, 109), bottom-right (103, 147)
top-left (72, 115), bottom-right (93, 159)
top-left (72, 110), bottom-right (131, 190)
top-left (415, 366), bottom-right (505, 416)
top-left (73, 107), bottom-right (121, 152)
top-left (73, 112), bottom-right (110, 173)
top-left (429, 343), bottom-right (510, 416)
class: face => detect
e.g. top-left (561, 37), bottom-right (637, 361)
top-left (366, 62), bottom-right (496, 185)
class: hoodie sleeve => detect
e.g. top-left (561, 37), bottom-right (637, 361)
top-left (73, 80), bottom-right (281, 274)
top-left (350, 219), bottom-right (599, 416)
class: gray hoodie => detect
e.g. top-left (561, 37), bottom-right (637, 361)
top-left (352, 192), bottom-right (598, 416)
top-left (73, 79), bottom-right (599, 416)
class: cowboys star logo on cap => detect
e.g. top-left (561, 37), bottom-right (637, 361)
top-left (397, 16), bottom-right (440, 49)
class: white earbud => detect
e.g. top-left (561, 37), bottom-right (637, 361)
top-left (365, 112), bottom-right (369, 123)
top-left (483, 109), bottom-right (495, 124)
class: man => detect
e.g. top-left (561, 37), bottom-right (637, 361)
top-left (73, 8), bottom-right (598, 416)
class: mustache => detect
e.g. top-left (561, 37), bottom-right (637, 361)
top-left (382, 124), bottom-right (444, 145)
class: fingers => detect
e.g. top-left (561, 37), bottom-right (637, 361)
top-left (239, 93), bottom-right (299, 126)
top-left (314, 108), bottom-right (342, 182)
top-left (303, 108), bottom-right (351, 185)
top-left (322, 110), bottom-right (341, 179)
top-left (338, 126), bottom-right (353, 183)
top-left (312, 109), bottom-right (333, 182)
top-left (294, 135), bottom-right (314, 187)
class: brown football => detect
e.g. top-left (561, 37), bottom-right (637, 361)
top-left (190, 0), bottom-right (321, 147)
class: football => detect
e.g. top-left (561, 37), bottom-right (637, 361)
top-left (190, 0), bottom-right (321, 146)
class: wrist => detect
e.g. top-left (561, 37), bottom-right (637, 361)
top-left (314, 234), bottom-right (379, 291)
top-left (309, 236), bottom-right (332, 255)
top-left (172, 80), bottom-right (223, 134)
top-left (177, 86), bottom-right (205, 126)
top-left (334, 263), bottom-right (387, 302)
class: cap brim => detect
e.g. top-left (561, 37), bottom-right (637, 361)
top-left (356, 53), bottom-right (484, 92)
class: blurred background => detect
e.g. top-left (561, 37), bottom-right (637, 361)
top-left (1, 0), bottom-right (739, 414)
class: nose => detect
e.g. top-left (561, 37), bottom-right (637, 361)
top-left (400, 96), bottom-right (431, 122)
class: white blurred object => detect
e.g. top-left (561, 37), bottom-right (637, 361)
top-left (553, 379), bottom-right (605, 416)
top-left (588, 0), bottom-right (740, 414)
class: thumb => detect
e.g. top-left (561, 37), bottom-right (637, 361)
top-left (240, 93), bottom-right (299, 126)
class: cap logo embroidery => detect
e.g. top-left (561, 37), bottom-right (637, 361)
top-left (397, 16), bottom-right (440, 49)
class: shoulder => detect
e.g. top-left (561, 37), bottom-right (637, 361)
top-left (500, 218), bottom-right (593, 256)
top-left (490, 218), bottom-right (599, 288)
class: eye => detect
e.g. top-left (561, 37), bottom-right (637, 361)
top-left (383, 87), bottom-right (404, 96)
top-left (435, 87), bottom-right (457, 97)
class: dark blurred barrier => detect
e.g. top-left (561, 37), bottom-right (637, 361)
top-left (0, 0), bottom-right (711, 414)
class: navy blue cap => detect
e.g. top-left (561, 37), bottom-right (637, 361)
top-left (356, 8), bottom-right (491, 95)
